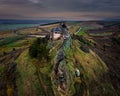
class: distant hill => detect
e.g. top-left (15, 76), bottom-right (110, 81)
top-left (0, 19), bottom-right (60, 24)
top-left (103, 17), bottom-right (120, 21)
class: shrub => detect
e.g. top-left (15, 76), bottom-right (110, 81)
top-left (29, 38), bottom-right (50, 61)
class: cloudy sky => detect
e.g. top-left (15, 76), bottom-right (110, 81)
top-left (0, 0), bottom-right (120, 20)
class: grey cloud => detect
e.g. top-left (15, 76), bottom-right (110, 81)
top-left (0, 14), bottom-right (26, 19)
top-left (0, 0), bottom-right (44, 9)
top-left (0, 0), bottom-right (120, 12)
top-left (47, 0), bottom-right (120, 12)
top-left (0, 0), bottom-right (120, 19)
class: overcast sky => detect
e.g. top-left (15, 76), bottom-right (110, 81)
top-left (0, 0), bottom-right (120, 20)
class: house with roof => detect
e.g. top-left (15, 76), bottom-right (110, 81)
top-left (50, 27), bottom-right (63, 40)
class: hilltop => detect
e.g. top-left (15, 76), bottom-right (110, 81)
top-left (0, 21), bottom-right (120, 96)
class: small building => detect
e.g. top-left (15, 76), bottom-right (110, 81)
top-left (50, 27), bottom-right (63, 40)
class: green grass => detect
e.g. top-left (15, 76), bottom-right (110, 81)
top-left (16, 46), bottom-right (54, 96)
top-left (0, 35), bottom-right (26, 46)
top-left (40, 62), bottom-right (52, 75)
top-left (40, 73), bottom-right (54, 96)
top-left (0, 37), bottom-right (35, 56)
top-left (6, 40), bottom-right (28, 47)
top-left (6, 38), bottom-right (35, 47)
top-left (77, 28), bottom-right (86, 36)
top-left (77, 27), bottom-right (92, 36)
top-left (16, 50), bottom-right (41, 96)
top-left (77, 31), bottom-right (86, 36)
top-left (71, 40), bottom-right (116, 95)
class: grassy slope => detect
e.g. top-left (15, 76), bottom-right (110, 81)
top-left (65, 39), bottom-right (116, 96)
top-left (77, 28), bottom-right (87, 36)
top-left (15, 40), bottom-right (58, 96)
top-left (0, 37), bottom-right (35, 56)
top-left (62, 23), bottom-right (116, 95)
top-left (16, 50), bottom-right (42, 96)
top-left (16, 49), bottom-right (54, 96)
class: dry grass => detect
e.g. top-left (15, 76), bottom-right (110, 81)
top-left (69, 25), bottom-right (79, 34)
top-left (16, 50), bottom-right (39, 96)
top-left (68, 40), bottom-right (116, 96)
top-left (40, 24), bottom-right (59, 29)
top-left (72, 40), bottom-right (108, 81)
top-left (0, 30), bottom-right (16, 38)
top-left (17, 27), bottom-right (42, 35)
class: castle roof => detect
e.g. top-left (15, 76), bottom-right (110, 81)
top-left (51, 27), bottom-right (62, 33)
